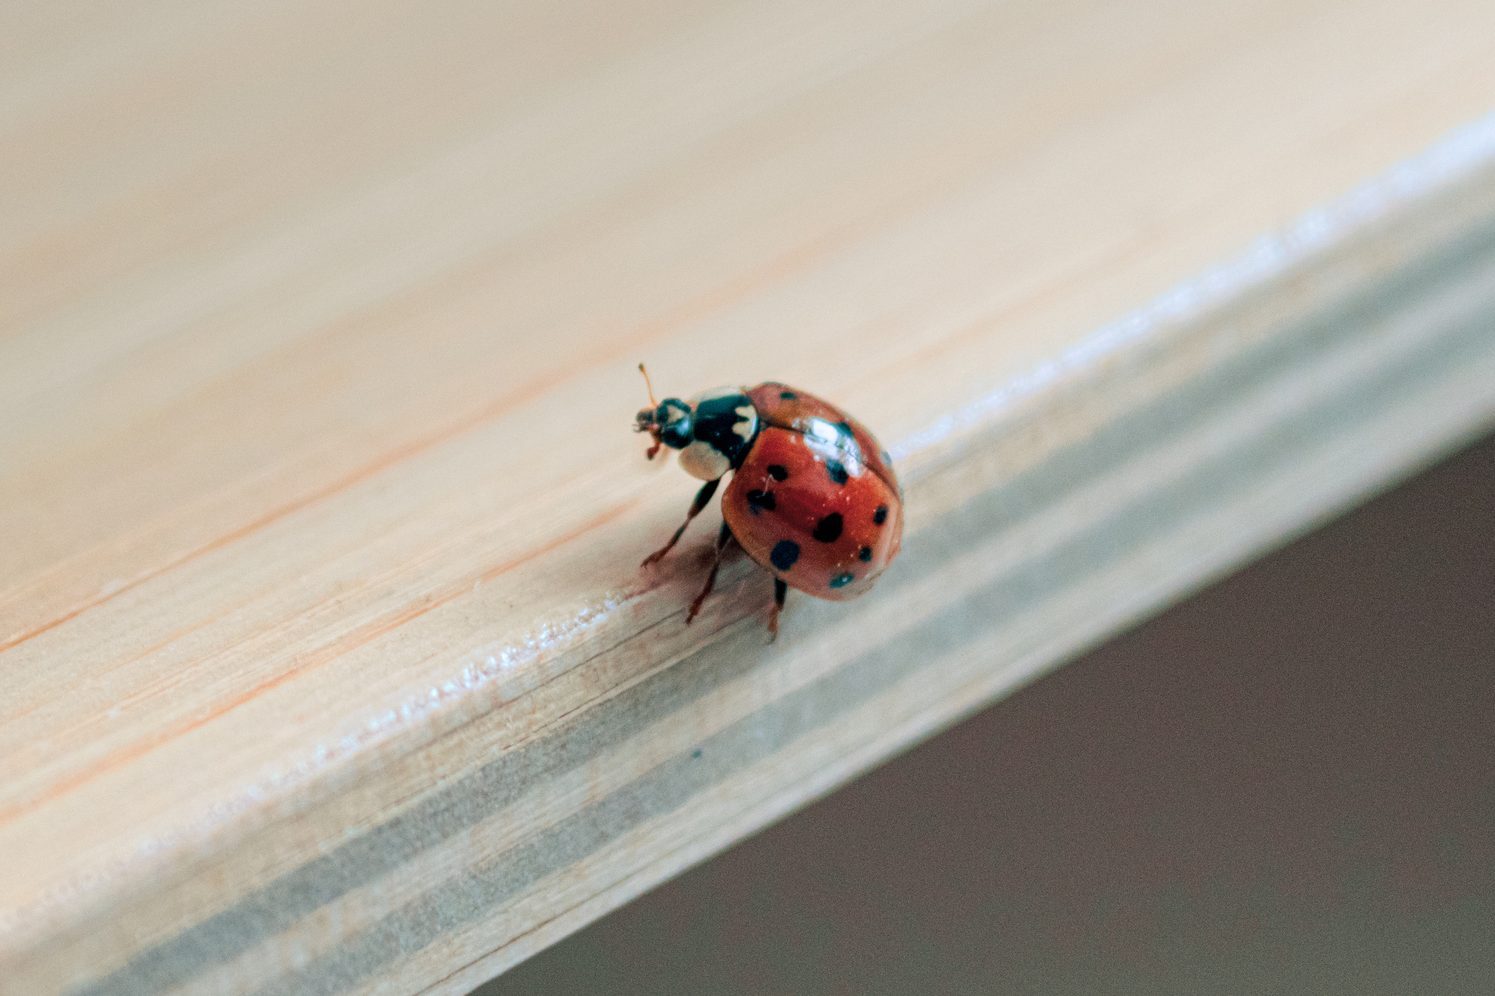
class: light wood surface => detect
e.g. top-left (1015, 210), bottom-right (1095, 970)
top-left (3, 1), bottom-right (1495, 992)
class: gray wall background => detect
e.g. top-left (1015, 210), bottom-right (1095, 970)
top-left (488, 431), bottom-right (1495, 995)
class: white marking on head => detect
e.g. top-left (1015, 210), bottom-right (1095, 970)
top-left (679, 440), bottom-right (730, 480)
top-left (733, 405), bottom-right (758, 440)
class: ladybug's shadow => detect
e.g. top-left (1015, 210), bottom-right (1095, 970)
top-left (478, 492), bottom-right (785, 665)
top-left (636, 534), bottom-right (780, 639)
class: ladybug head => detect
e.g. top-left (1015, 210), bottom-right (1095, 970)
top-left (634, 397), bottom-right (695, 454)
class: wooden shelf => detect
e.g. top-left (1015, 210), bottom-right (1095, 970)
top-left (4, 1), bottom-right (1495, 992)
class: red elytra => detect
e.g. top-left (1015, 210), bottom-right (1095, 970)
top-left (634, 371), bottom-right (904, 637)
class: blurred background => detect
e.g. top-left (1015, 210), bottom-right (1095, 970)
top-left (493, 431), bottom-right (1495, 994)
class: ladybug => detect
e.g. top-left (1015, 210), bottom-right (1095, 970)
top-left (634, 365), bottom-right (903, 637)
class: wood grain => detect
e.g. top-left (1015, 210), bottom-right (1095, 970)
top-left (3, 1), bottom-right (1495, 991)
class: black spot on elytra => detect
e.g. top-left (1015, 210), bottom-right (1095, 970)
top-left (767, 464), bottom-right (789, 481)
top-left (770, 540), bottom-right (800, 571)
top-left (829, 572), bottom-right (855, 589)
top-left (812, 513), bottom-right (843, 543)
top-left (746, 489), bottom-right (776, 513)
top-left (691, 748), bottom-right (703, 759)
top-left (779, 390), bottom-right (798, 400)
top-left (826, 460), bottom-right (849, 485)
top-left (859, 546), bottom-right (873, 562)
top-left (873, 505), bottom-right (889, 525)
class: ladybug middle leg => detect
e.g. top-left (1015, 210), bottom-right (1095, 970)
top-left (686, 521), bottom-right (736, 624)
top-left (768, 578), bottom-right (788, 641)
top-left (643, 478), bottom-right (720, 567)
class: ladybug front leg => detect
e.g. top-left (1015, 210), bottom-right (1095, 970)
top-left (642, 478), bottom-right (720, 567)
top-left (768, 578), bottom-right (788, 641)
top-left (686, 522), bottom-right (736, 624)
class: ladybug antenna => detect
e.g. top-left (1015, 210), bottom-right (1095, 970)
top-left (638, 362), bottom-right (659, 409)
top-left (634, 363), bottom-right (665, 460)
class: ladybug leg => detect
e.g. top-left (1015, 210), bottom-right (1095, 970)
top-left (643, 478), bottom-right (719, 567)
top-left (768, 578), bottom-right (788, 641)
top-left (687, 522), bottom-right (736, 624)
